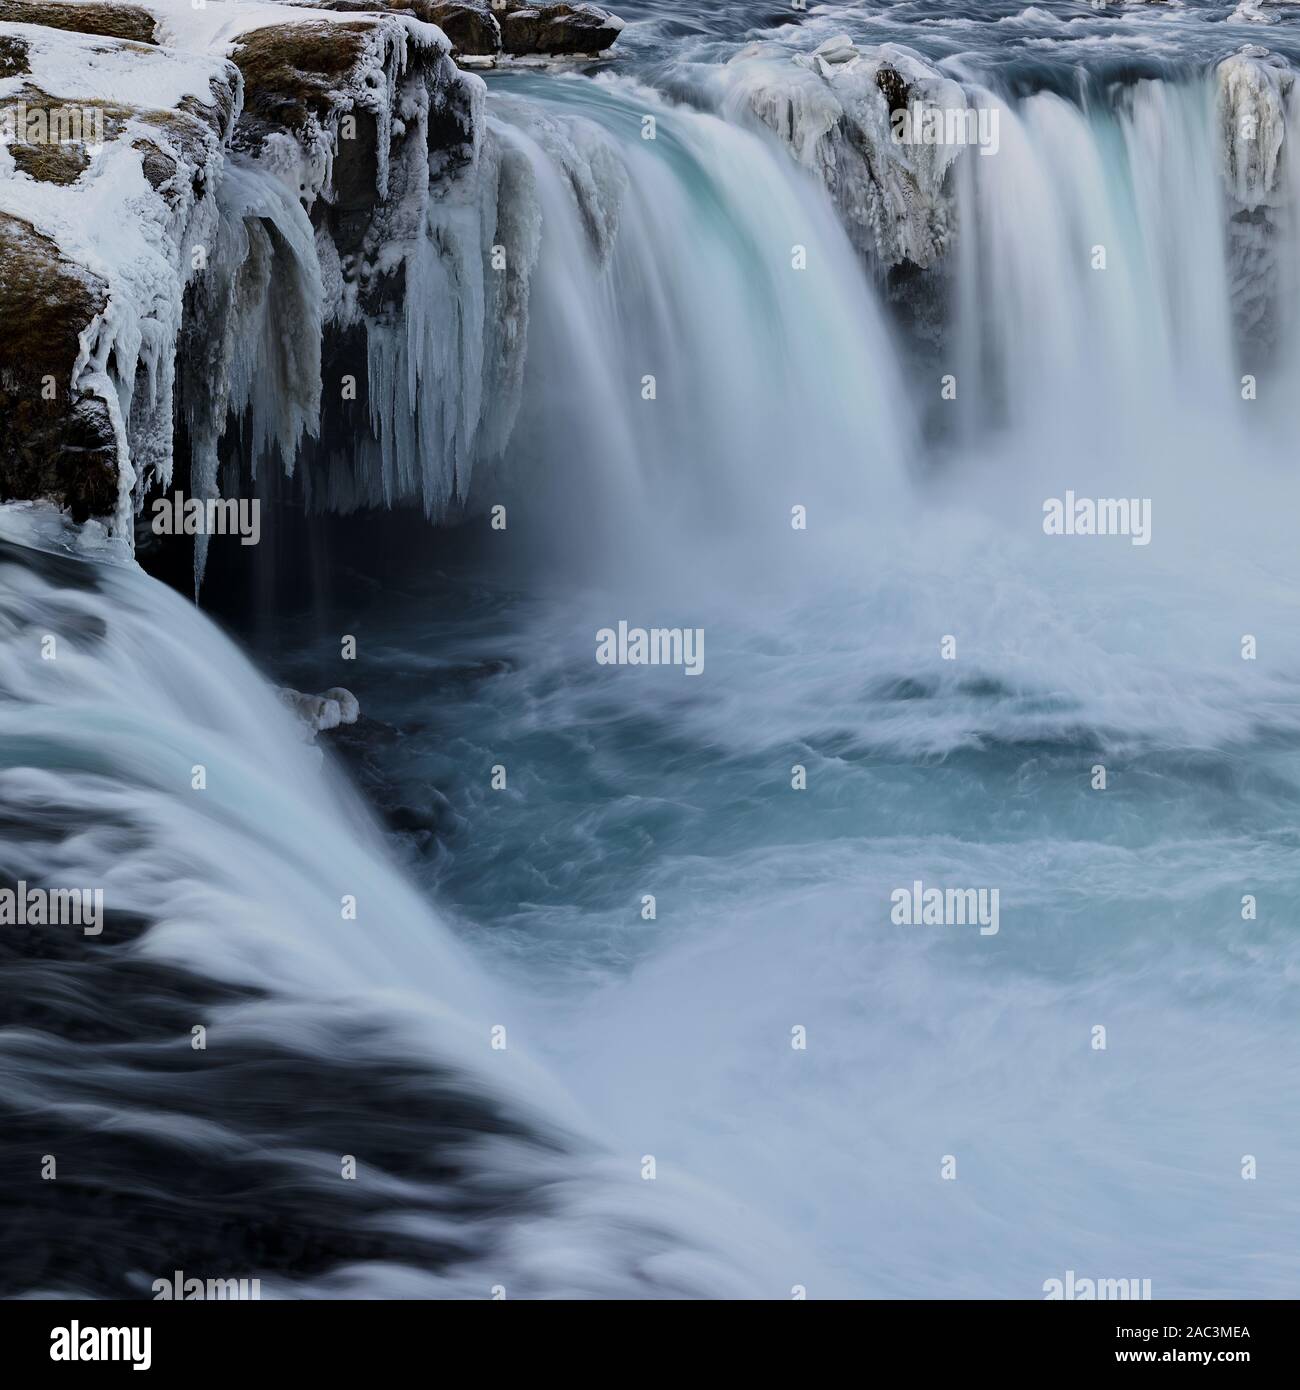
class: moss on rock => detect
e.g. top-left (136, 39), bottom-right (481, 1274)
top-left (9, 140), bottom-right (89, 184)
top-left (0, 1), bottom-right (157, 44)
top-left (231, 21), bottom-right (373, 134)
top-left (0, 32), bottom-right (30, 77)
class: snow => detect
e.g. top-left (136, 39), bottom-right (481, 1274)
top-left (277, 683), bottom-right (360, 736)
top-left (0, 20), bottom-right (235, 531)
top-left (0, 0), bottom-right (467, 579)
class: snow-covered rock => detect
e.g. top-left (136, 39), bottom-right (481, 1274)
top-left (1226, 0), bottom-right (1300, 23)
top-left (1218, 44), bottom-right (1292, 209)
top-left (0, 12), bottom-right (238, 533)
top-left (0, 0), bottom-right (627, 588)
top-left (0, 212), bottom-right (116, 520)
top-left (321, 685), bottom-right (360, 722)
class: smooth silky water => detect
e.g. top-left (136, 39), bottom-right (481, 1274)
top-left (254, 62), bottom-right (1300, 1294)
top-left (4, 2), bottom-right (1300, 1298)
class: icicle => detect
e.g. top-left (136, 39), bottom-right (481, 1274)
top-left (178, 160), bottom-right (324, 592)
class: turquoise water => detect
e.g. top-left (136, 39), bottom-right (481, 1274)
top-left (4, 4), bottom-right (1298, 1298)
top-left (225, 59), bottom-right (1300, 1294)
top-left (262, 531), bottom-right (1300, 1295)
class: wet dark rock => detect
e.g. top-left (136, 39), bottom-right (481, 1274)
top-left (0, 215), bottom-right (118, 522)
top-left (499, 2), bottom-right (624, 57)
top-left (876, 64), bottom-right (910, 116)
top-left (423, 0), bottom-right (502, 55)
top-left (269, 0), bottom-right (624, 58)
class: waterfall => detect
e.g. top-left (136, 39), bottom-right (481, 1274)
top-left (479, 76), bottom-right (916, 572)
top-left (174, 48), bottom-right (1300, 581)
top-left (302, 73), bottom-right (917, 582)
top-left (8, 7), bottom-right (1300, 1301)
top-left (0, 505), bottom-right (779, 1297)
top-left (948, 80), bottom-right (1240, 471)
top-left (331, 58), bottom-right (1300, 1301)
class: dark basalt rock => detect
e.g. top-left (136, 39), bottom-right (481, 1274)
top-left (299, 0), bottom-right (503, 55)
top-left (422, 1), bottom-right (502, 56)
top-left (876, 65), bottom-right (910, 117)
top-left (133, 137), bottom-right (177, 191)
top-left (0, 215), bottom-right (118, 522)
top-left (300, 0), bottom-right (622, 58)
top-left (499, 2), bottom-right (623, 57)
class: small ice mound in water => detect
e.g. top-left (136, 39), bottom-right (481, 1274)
top-left (321, 687), bottom-right (361, 724)
top-left (1229, 1), bottom-right (1278, 25)
top-left (277, 686), bottom-right (361, 737)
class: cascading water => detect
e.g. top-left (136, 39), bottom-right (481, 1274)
top-left (0, 508), bottom-right (779, 1298)
top-left (5, 0), bottom-right (1300, 1302)
top-left (475, 76), bottom-right (915, 574)
top-left (233, 59), bottom-right (1300, 1298)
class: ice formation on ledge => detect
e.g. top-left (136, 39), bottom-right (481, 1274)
top-left (0, 13), bottom-right (236, 536)
top-left (0, 2), bottom-right (481, 584)
top-left (1216, 44), bottom-right (1299, 354)
top-left (720, 36), bottom-right (970, 273)
top-left (175, 7), bottom-right (483, 582)
top-left (0, 0), bottom-right (633, 586)
top-left (3, 3), bottom-right (1299, 588)
top-left (1218, 45), bottom-right (1292, 207)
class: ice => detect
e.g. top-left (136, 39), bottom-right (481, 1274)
top-left (721, 39), bottom-right (966, 272)
top-left (1216, 46), bottom-right (1299, 356)
top-left (0, 19), bottom-right (235, 531)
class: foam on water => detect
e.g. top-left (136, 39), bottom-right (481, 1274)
top-left (6, 3), bottom-right (1300, 1299)
top-left (249, 63), bottom-right (1300, 1296)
